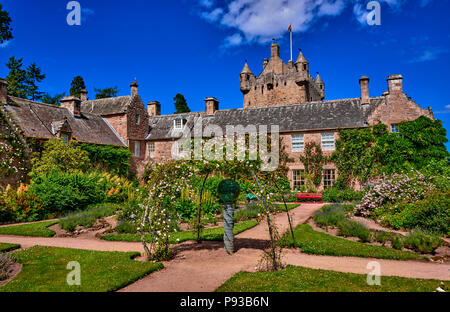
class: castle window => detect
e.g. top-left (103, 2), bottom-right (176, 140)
top-left (391, 124), bottom-right (400, 133)
top-left (135, 114), bottom-right (140, 125)
top-left (323, 169), bottom-right (336, 189)
top-left (134, 141), bottom-right (141, 157)
top-left (303, 64), bottom-right (307, 71)
top-left (292, 170), bottom-right (305, 189)
top-left (261, 86), bottom-right (264, 94)
top-left (321, 133), bottom-right (335, 150)
top-left (148, 142), bottom-right (155, 157)
top-left (291, 134), bottom-right (304, 152)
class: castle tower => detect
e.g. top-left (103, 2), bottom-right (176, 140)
top-left (241, 44), bottom-right (324, 108)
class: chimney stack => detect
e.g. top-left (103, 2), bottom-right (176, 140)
top-left (130, 81), bottom-right (138, 97)
top-left (387, 74), bottom-right (403, 94)
top-left (60, 96), bottom-right (81, 117)
top-left (271, 42), bottom-right (280, 58)
top-left (359, 76), bottom-right (370, 104)
top-left (80, 89), bottom-right (88, 102)
top-left (0, 78), bottom-right (7, 104)
top-left (148, 101), bottom-right (161, 117)
top-left (205, 97), bottom-right (219, 116)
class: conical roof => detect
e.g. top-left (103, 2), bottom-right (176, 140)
top-left (315, 74), bottom-right (323, 84)
top-left (295, 51), bottom-right (308, 64)
top-left (241, 62), bottom-right (253, 74)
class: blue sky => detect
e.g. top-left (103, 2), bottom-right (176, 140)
top-left (1, 0), bottom-right (449, 147)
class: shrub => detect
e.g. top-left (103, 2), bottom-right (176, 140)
top-left (270, 192), bottom-right (298, 202)
top-left (0, 184), bottom-right (44, 223)
top-left (337, 219), bottom-right (372, 243)
top-left (391, 235), bottom-right (404, 250)
top-left (30, 170), bottom-right (109, 214)
top-left (59, 203), bottom-right (121, 232)
top-left (403, 231), bottom-right (442, 254)
top-left (234, 205), bottom-right (260, 222)
top-left (356, 172), bottom-right (434, 218)
top-left (0, 253), bottom-right (13, 281)
top-left (116, 221), bottom-right (137, 234)
top-left (379, 190), bottom-right (449, 235)
top-left (374, 231), bottom-right (392, 246)
top-left (313, 204), bottom-right (347, 228)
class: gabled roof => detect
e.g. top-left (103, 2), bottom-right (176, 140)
top-left (3, 96), bottom-right (126, 147)
top-left (80, 96), bottom-right (132, 116)
top-left (146, 97), bottom-right (385, 140)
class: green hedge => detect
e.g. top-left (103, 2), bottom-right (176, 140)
top-left (322, 188), bottom-right (363, 203)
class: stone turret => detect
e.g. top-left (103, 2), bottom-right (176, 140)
top-left (315, 74), bottom-right (325, 100)
top-left (240, 62), bottom-right (254, 94)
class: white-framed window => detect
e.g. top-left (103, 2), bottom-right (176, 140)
top-left (321, 132), bottom-right (335, 151)
top-left (323, 169), bottom-right (336, 189)
top-left (134, 141), bottom-right (141, 157)
top-left (148, 142), bottom-right (155, 157)
top-left (391, 124), bottom-right (399, 133)
top-left (174, 118), bottom-right (185, 130)
top-left (292, 170), bottom-right (305, 189)
top-left (291, 134), bottom-right (304, 152)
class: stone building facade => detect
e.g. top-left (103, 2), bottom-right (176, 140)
top-left (0, 43), bottom-right (434, 189)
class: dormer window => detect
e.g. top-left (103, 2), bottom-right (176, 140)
top-left (174, 117), bottom-right (186, 130)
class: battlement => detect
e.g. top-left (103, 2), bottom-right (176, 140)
top-left (240, 43), bottom-right (324, 108)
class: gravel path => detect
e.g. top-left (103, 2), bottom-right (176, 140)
top-left (0, 203), bottom-right (448, 292)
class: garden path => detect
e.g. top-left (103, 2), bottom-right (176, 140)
top-left (0, 203), bottom-right (448, 292)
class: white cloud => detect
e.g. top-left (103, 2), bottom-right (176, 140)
top-left (0, 40), bottom-right (11, 48)
top-left (222, 33), bottom-right (244, 47)
top-left (81, 7), bottom-right (95, 23)
top-left (407, 48), bottom-right (448, 63)
top-left (201, 7), bottom-right (224, 22)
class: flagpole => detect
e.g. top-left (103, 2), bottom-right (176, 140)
top-left (290, 27), bottom-right (293, 61)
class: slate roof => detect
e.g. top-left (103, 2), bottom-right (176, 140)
top-left (146, 97), bottom-right (385, 140)
top-left (3, 96), bottom-right (126, 146)
top-left (80, 96), bottom-right (132, 116)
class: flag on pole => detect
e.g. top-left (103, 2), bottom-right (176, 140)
top-left (289, 25), bottom-right (293, 61)
top-left (288, 25), bottom-right (292, 32)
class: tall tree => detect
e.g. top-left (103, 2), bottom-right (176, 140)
top-left (25, 63), bottom-right (46, 101)
top-left (69, 76), bottom-right (86, 98)
top-left (173, 93), bottom-right (190, 114)
top-left (94, 86), bottom-right (119, 99)
top-left (0, 3), bottom-right (13, 44)
top-left (41, 92), bottom-right (66, 106)
top-left (5, 56), bottom-right (28, 98)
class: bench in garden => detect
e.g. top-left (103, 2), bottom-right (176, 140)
top-left (297, 193), bottom-right (322, 203)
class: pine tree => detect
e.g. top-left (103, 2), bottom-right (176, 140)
top-left (94, 86), bottom-right (119, 99)
top-left (25, 63), bottom-right (46, 101)
top-left (0, 3), bottom-right (13, 44)
top-left (5, 56), bottom-right (28, 98)
top-left (173, 93), bottom-right (190, 114)
top-left (41, 92), bottom-right (66, 106)
top-left (69, 76), bottom-right (86, 98)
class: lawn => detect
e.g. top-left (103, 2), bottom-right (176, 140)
top-left (0, 246), bottom-right (163, 292)
top-left (0, 220), bottom-right (58, 237)
top-left (0, 243), bottom-right (20, 253)
top-left (275, 203), bottom-right (300, 211)
top-left (279, 224), bottom-right (422, 260)
top-left (102, 220), bottom-right (259, 243)
top-left (216, 265), bottom-right (448, 292)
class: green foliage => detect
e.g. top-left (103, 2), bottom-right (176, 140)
top-left (25, 63), bottom-right (46, 101)
top-left (0, 246), bottom-right (163, 292)
top-left (173, 93), bottom-right (190, 114)
top-left (391, 235), bottom-right (404, 250)
top-left (29, 170), bottom-right (108, 214)
top-left (332, 117), bottom-right (449, 187)
top-left (76, 142), bottom-right (131, 176)
top-left (313, 204), bottom-right (347, 228)
top-left (59, 203), bottom-right (121, 232)
top-left (69, 75), bottom-right (86, 97)
top-left (116, 221), bottom-right (137, 234)
top-left (0, 243), bottom-right (20, 253)
top-left (0, 220), bottom-right (57, 237)
top-left (380, 190), bottom-right (449, 235)
top-left (299, 142), bottom-right (327, 187)
top-left (41, 92), bottom-right (65, 106)
top-left (279, 224), bottom-right (420, 260)
top-left (0, 4), bottom-right (13, 44)
top-left (403, 231), bottom-right (442, 254)
top-left (216, 265), bottom-right (448, 292)
top-left (337, 219), bottom-right (372, 243)
top-left (321, 187), bottom-right (363, 203)
top-left (94, 86), bottom-right (119, 99)
top-left (0, 184), bottom-right (44, 223)
top-left (5, 56), bottom-right (28, 98)
top-left (421, 159), bottom-right (450, 192)
top-left (31, 139), bottom-right (90, 176)
top-left (374, 231), bottom-right (392, 246)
